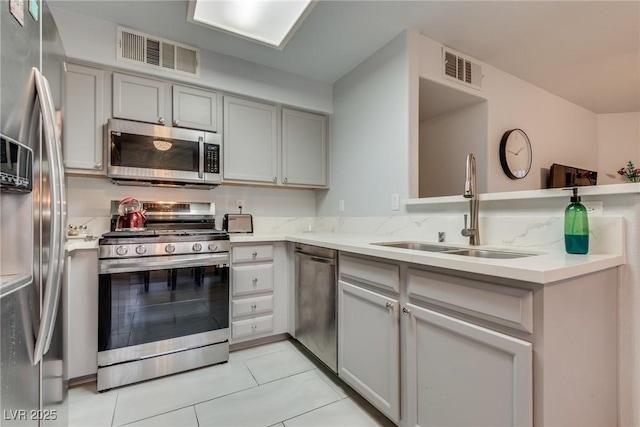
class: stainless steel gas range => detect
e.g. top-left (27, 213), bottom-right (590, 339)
top-left (97, 201), bottom-right (230, 391)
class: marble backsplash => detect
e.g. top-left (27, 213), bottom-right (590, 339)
top-left (68, 214), bottom-right (624, 256)
top-left (253, 215), bottom-right (624, 255)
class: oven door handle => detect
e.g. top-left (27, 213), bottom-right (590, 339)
top-left (99, 253), bottom-right (229, 275)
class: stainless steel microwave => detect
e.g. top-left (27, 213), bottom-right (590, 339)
top-left (107, 119), bottom-right (221, 188)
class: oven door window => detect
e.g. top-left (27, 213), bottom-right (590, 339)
top-left (110, 132), bottom-right (199, 172)
top-left (98, 265), bottom-right (228, 351)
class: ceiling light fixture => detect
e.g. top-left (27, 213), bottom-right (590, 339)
top-left (187, 0), bottom-right (316, 50)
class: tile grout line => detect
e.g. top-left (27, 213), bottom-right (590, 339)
top-left (110, 390), bottom-right (120, 427)
top-left (278, 397), bottom-right (345, 426)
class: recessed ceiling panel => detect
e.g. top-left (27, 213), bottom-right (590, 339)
top-left (188, 0), bottom-right (314, 49)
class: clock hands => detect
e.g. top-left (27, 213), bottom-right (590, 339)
top-left (507, 147), bottom-right (525, 156)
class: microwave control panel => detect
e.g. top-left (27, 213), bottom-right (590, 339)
top-left (204, 144), bottom-right (220, 174)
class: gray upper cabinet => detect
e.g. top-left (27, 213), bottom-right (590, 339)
top-left (62, 63), bottom-right (107, 173)
top-left (223, 96), bottom-right (278, 184)
top-left (112, 73), bottom-right (167, 125)
top-left (172, 85), bottom-right (221, 132)
top-left (282, 108), bottom-right (328, 187)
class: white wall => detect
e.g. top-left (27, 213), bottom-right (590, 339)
top-left (419, 102), bottom-right (488, 197)
top-left (597, 112), bottom-right (640, 185)
top-left (317, 31), bottom-right (412, 216)
top-left (418, 35), bottom-right (599, 194)
top-left (48, 6), bottom-right (333, 114)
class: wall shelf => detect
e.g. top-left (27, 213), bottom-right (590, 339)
top-left (406, 183), bottom-right (640, 207)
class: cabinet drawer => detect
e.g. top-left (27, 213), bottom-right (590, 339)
top-left (232, 245), bottom-right (274, 263)
top-left (232, 295), bottom-right (274, 318)
top-left (339, 254), bottom-right (400, 293)
top-left (232, 315), bottom-right (274, 339)
top-left (232, 264), bottom-right (274, 296)
top-left (408, 269), bottom-right (533, 333)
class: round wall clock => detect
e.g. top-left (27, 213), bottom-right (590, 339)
top-left (499, 129), bottom-right (532, 179)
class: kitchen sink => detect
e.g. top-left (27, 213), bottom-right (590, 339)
top-left (444, 249), bottom-right (535, 259)
top-left (372, 242), bottom-right (460, 252)
top-left (372, 241), bottom-right (537, 259)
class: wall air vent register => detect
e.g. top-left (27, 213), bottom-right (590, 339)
top-left (117, 26), bottom-right (200, 77)
top-left (442, 47), bottom-right (483, 90)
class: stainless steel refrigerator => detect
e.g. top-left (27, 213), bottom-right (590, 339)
top-left (1, 0), bottom-right (67, 425)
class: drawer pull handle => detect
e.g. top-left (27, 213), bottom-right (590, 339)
top-left (251, 324), bottom-right (257, 330)
top-left (252, 251), bottom-right (258, 257)
top-left (385, 302), bottom-right (394, 309)
top-left (251, 304), bottom-right (257, 310)
top-left (252, 278), bottom-right (258, 285)
top-left (402, 307), bottom-right (411, 316)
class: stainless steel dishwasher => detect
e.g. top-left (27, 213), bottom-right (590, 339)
top-left (295, 243), bottom-right (337, 373)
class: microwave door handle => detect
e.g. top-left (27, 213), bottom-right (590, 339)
top-left (198, 136), bottom-right (204, 179)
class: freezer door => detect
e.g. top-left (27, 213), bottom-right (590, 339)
top-left (0, 285), bottom-right (40, 427)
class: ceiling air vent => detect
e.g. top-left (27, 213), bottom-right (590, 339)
top-left (117, 26), bottom-right (200, 78)
top-left (442, 47), bottom-right (482, 90)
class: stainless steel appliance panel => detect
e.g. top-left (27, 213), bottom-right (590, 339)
top-left (97, 340), bottom-right (229, 391)
top-left (1, 2), bottom-right (67, 425)
top-left (107, 119), bottom-right (222, 187)
top-left (0, 284), bottom-right (39, 427)
top-left (295, 244), bottom-right (337, 373)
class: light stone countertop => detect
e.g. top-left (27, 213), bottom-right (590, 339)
top-left (231, 232), bottom-right (624, 285)
top-left (65, 232), bottom-right (624, 285)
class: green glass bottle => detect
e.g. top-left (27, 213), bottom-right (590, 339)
top-left (564, 188), bottom-right (589, 254)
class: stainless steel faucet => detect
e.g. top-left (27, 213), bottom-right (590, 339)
top-left (461, 153), bottom-right (480, 245)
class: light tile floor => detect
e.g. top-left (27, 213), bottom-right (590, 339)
top-left (69, 339), bottom-right (395, 427)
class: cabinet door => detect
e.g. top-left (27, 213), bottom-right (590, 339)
top-left (223, 96), bottom-right (278, 184)
top-left (172, 85), bottom-right (220, 132)
top-left (65, 250), bottom-right (99, 379)
top-left (282, 108), bottom-right (327, 187)
top-left (113, 73), bottom-right (166, 125)
top-left (338, 280), bottom-right (400, 423)
top-left (405, 303), bottom-right (532, 427)
top-left (63, 63), bottom-right (105, 173)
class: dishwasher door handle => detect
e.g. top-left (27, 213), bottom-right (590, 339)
top-left (309, 256), bottom-right (335, 265)
top-left (295, 251), bottom-right (336, 266)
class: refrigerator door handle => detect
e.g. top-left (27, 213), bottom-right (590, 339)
top-left (32, 69), bottom-right (66, 365)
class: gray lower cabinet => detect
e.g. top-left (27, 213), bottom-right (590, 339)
top-left (338, 280), bottom-right (400, 423)
top-left (404, 303), bottom-right (532, 427)
top-left (337, 253), bottom-right (531, 427)
top-left (64, 249), bottom-right (99, 380)
top-left (230, 243), bottom-right (289, 344)
top-left (337, 254), bottom-right (401, 423)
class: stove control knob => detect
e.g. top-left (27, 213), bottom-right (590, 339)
top-left (116, 246), bottom-right (128, 256)
top-left (208, 243), bottom-right (218, 252)
top-left (192, 243), bottom-right (202, 252)
top-left (135, 245), bottom-right (147, 255)
top-left (165, 244), bottom-right (176, 254)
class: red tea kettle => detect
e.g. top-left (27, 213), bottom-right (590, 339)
top-left (115, 197), bottom-right (146, 231)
